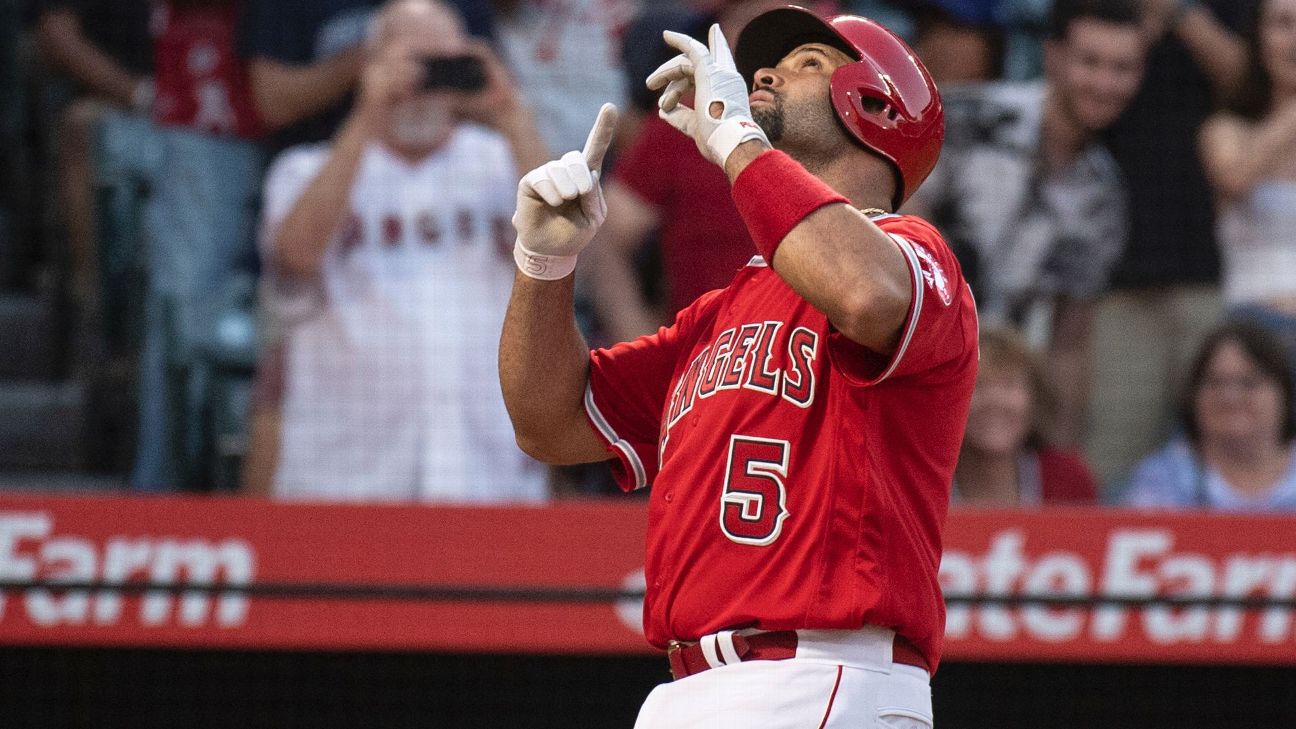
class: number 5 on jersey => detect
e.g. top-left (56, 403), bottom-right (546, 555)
top-left (720, 435), bottom-right (790, 546)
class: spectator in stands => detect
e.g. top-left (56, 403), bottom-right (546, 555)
top-left (236, 0), bottom-right (493, 154)
top-left (1087, 0), bottom-right (1256, 487)
top-left (907, 0), bottom-right (1146, 448)
top-left (911, 0), bottom-right (1006, 83)
top-left (580, 0), bottom-right (792, 344)
top-left (131, 0), bottom-right (266, 490)
top-left (243, 0), bottom-right (550, 502)
top-left (1199, 0), bottom-right (1296, 379)
top-left (492, 0), bottom-right (637, 156)
top-left (1123, 322), bottom-right (1296, 510)
top-left (848, 0), bottom-right (1049, 82)
top-left (954, 326), bottom-right (1098, 506)
top-left (35, 0), bottom-right (158, 320)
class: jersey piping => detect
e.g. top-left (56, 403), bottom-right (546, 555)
top-left (585, 382), bottom-right (648, 489)
top-left (873, 233), bottom-right (925, 384)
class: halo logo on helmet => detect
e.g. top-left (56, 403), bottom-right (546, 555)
top-left (735, 6), bottom-right (944, 208)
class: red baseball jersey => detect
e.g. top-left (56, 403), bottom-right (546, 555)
top-left (585, 214), bottom-right (978, 671)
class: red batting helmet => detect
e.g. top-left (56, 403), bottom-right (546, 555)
top-left (735, 6), bottom-right (944, 207)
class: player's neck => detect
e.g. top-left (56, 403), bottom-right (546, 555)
top-left (799, 148), bottom-right (895, 213)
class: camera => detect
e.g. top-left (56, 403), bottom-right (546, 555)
top-left (420, 55), bottom-right (488, 92)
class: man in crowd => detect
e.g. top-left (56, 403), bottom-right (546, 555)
top-left (243, 0), bottom-right (550, 501)
top-left (133, 0), bottom-right (267, 490)
top-left (908, 0), bottom-right (1147, 446)
top-left (500, 6), bottom-right (976, 726)
top-left (1089, 0), bottom-right (1255, 485)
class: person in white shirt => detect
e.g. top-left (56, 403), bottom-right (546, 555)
top-left (243, 0), bottom-right (551, 502)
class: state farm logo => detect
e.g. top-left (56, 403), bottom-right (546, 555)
top-left (0, 512), bottom-right (254, 628)
top-left (940, 528), bottom-right (1296, 645)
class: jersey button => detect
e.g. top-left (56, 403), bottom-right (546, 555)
top-left (663, 490), bottom-right (674, 503)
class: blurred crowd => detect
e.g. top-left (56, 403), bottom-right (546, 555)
top-left (0, 0), bottom-right (1293, 510)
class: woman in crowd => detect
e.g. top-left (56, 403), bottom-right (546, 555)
top-left (1123, 322), bottom-right (1296, 509)
top-left (953, 327), bottom-right (1098, 506)
top-left (1200, 0), bottom-right (1296, 378)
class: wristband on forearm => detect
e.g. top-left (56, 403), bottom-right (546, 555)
top-left (514, 240), bottom-right (578, 281)
top-left (731, 150), bottom-right (850, 263)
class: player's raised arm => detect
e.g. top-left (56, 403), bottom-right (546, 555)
top-left (499, 104), bottom-right (619, 464)
top-left (648, 22), bottom-right (930, 354)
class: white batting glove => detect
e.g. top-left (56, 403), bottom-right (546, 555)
top-left (646, 24), bottom-right (769, 167)
top-left (513, 103), bottom-right (619, 280)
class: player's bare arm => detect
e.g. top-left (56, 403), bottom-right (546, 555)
top-left (724, 140), bottom-right (911, 352)
top-left (271, 42), bottom-right (420, 277)
top-left (499, 104), bottom-right (620, 464)
top-left (648, 25), bottom-right (912, 355)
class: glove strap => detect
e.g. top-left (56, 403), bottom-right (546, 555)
top-left (707, 117), bottom-right (770, 167)
top-left (732, 150), bottom-right (850, 263)
top-left (514, 240), bottom-right (578, 281)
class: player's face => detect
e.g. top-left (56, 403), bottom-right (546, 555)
top-left (1046, 18), bottom-right (1145, 133)
top-left (1261, 0), bottom-right (1296, 95)
top-left (963, 364), bottom-right (1033, 457)
top-left (1193, 341), bottom-right (1288, 449)
top-left (749, 43), bottom-right (855, 155)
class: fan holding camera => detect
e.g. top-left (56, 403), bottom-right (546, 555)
top-left (241, 0), bottom-right (553, 502)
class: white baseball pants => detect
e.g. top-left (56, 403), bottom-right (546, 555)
top-left (633, 627), bottom-right (934, 729)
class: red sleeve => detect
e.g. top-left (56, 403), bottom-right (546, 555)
top-left (610, 115), bottom-right (676, 209)
top-left (1038, 448), bottom-right (1100, 504)
top-left (585, 289), bottom-right (724, 492)
top-left (828, 215), bottom-right (979, 385)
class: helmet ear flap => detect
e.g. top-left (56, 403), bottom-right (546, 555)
top-left (830, 62), bottom-right (903, 134)
top-left (828, 59), bottom-right (942, 208)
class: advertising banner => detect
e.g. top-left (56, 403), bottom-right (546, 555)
top-left (2, 495), bottom-right (1294, 664)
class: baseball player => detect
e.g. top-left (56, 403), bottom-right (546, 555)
top-left (499, 6), bottom-right (977, 727)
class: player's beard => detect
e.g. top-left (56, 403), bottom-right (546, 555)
top-left (751, 91), bottom-right (785, 143)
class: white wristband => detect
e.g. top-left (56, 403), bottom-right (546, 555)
top-left (514, 240), bottom-right (578, 281)
top-left (707, 117), bottom-right (770, 166)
